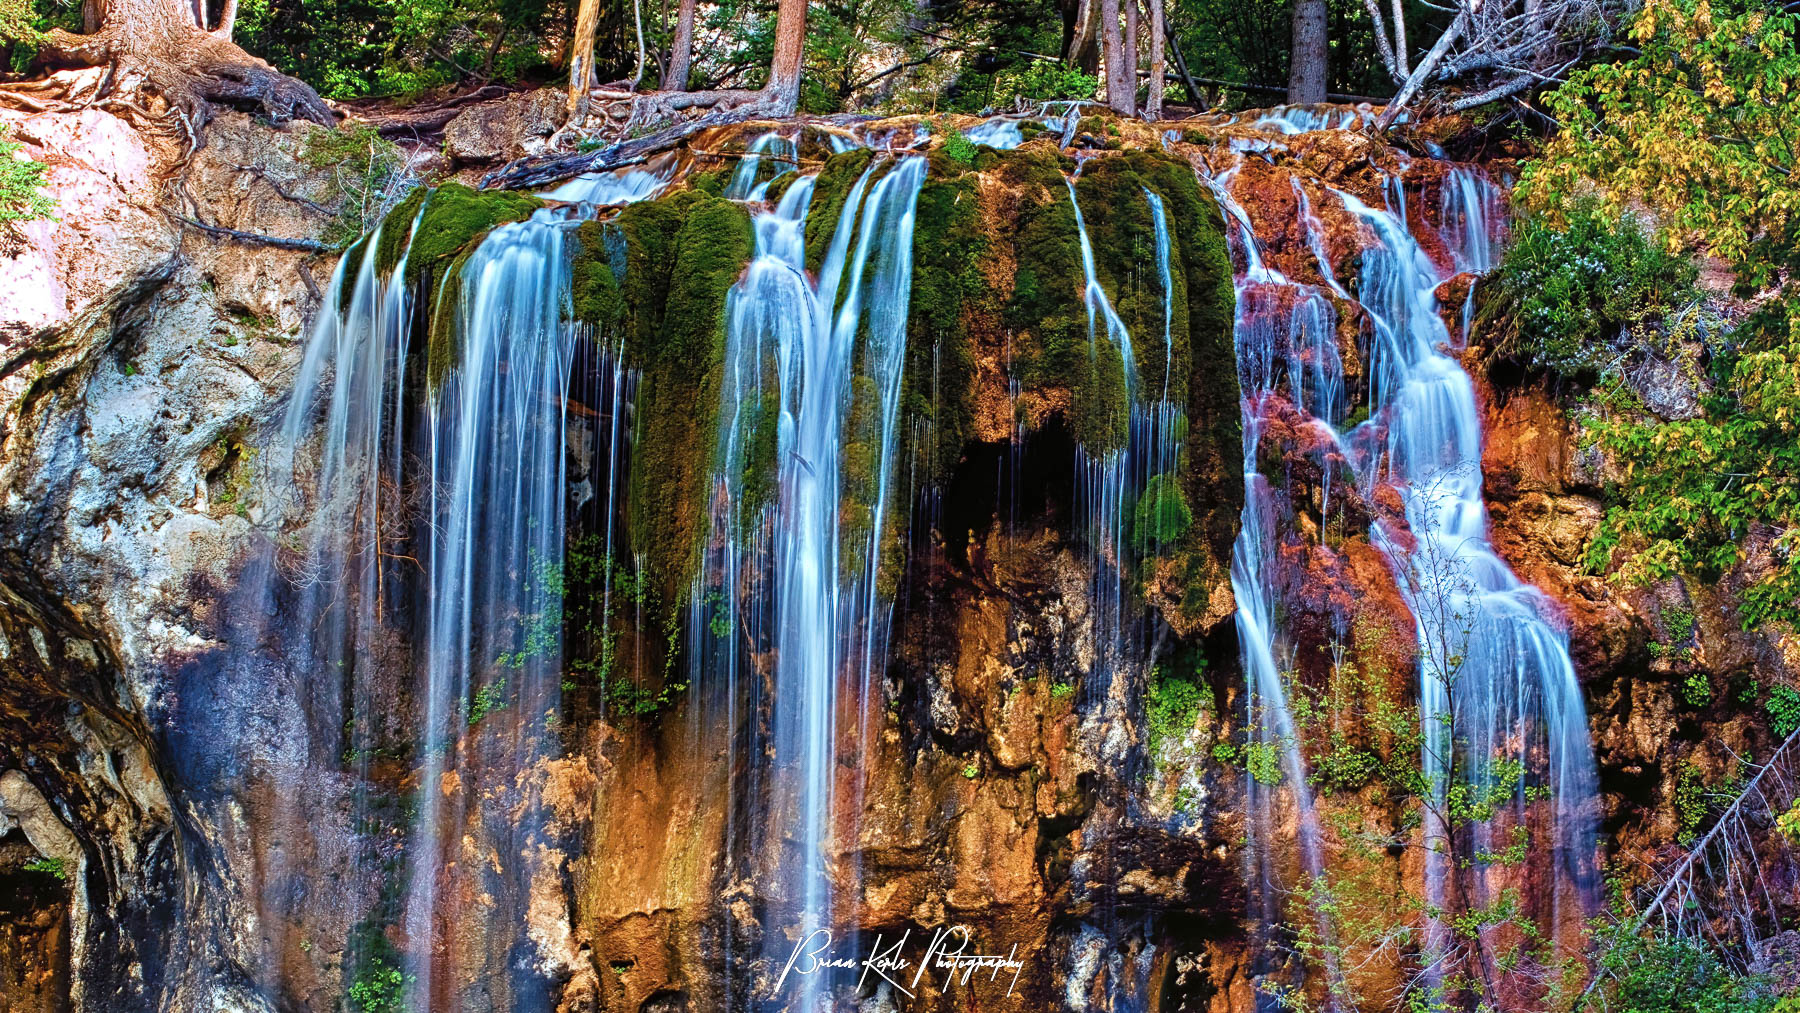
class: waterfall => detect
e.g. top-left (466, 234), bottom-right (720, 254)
top-left (1337, 184), bottom-right (1597, 965)
top-left (1058, 169), bottom-right (1189, 1013)
top-left (725, 131), bottom-right (800, 200)
top-left (1209, 178), bottom-right (1344, 997)
top-left (1206, 151), bottom-right (1597, 997)
top-left (270, 169), bottom-right (664, 1010)
top-left (694, 152), bottom-right (927, 1009)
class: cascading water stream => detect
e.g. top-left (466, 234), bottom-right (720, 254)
top-left (1336, 183), bottom-right (1597, 967)
top-left (269, 169), bottom-right (665, 1011)
top-left (1059, 170), bottom-right (1187, 1013)
top-left (692, 152), bottom-right (926, 1010)
top-left (1206, 177), bottom-right (1345, 1003)
top-left (1206, 152), bottom-right (1596, 997)
top-left (726, 131), bottom-right (800, 200)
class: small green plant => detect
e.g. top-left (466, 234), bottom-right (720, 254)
top-left (1681, 672), bottom-right (1713, 708)
top-left (1050, 680), bottom-right (1075, 700)
top-left (1145, 664), bottom-right (1205, 758)
top-left (937, 118), bottom-right (978, 164)
top-left (22, 856), bottom-right (66, 880)
top-left (467, 678), bottom-right (506, 727)
top-left (961, 763), bottom-right (979, 779)
top-left (1675, 759), bottom-right (1709, 843)
top-left (0, 125), bottom-right (54, 240)
top-left (1769, 684), bottom-right (1800, 739)
top-left (347, 956), bottom-right (411, 1013)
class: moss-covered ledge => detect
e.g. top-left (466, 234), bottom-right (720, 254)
top-left (567, 190), bottom-right (756, 610)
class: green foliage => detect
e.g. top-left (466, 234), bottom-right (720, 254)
top-left (0, 125), bottom-right (53, 233)
top-left (939, 123), bottom-right (977, 165)
top-left (1674, 759), bottom-right (1709, 843)
top-left (299, 123), bottom-right (408, 250)
top-left (1492, 198), bottom-right (1696, 378)
top-left (1681, 672), bottom-right (1712, 708)
top-left (961, 763), bottom-right (979, 779)
top-left (1131, 474), bottom-right (1193, 554)
top-left (1587, 930), bottom-right (1779, 1013)
top-left (1768, 683), bottom-right (1800, 739)
top-left (346, 956), bottom-right (412, 1013)
top-left (467, 677), bottom-right (507, 726)
top-left (1525, 0), bottom-right (1800, 629)
top-left (236, 0), bottom-right (563, 99)
top-left (21, 855), bottom-right (66, 880)
top-left (989, 61), bottom-right (1098, 106)
top-left (1145, 663), bottom-right (1205, 758)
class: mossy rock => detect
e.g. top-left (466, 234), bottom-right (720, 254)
top-left (617, 192), bottom-right (755, 608)
top-left (337, 233), bottom-right (372, 314)
top-left (899, 159), bottom-right (988, 489)
top-left (372, 186), bottom-right (427, 280)
top-left (400, 184), bottom-right (543, 291)
top-left (804, 148), bottom-right (875, 273)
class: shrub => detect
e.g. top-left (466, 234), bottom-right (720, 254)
top-left (347, 956), bottom-right (410, 1013)
top-left (1493, 197), bottom-right (1696, 379)
top-left (0, 124), bottom-right (54, 235)
top-left (1145, 664), bottom-right (1204, 757)
top-left (1592, 933), bottom-right (1779, 1013)
top-left (991, 61), bottom-right (1099, 106)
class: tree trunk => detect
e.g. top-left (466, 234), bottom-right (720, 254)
top-left (1145, 0), bottom-right (1165, 118)
top-left (666, 0), bottom-right (696, 91)
top-left (762, 0), bottom-right (806, 114)
top-left (42, 0), bottom-right (332, 129)
top-left (1100, 0), bottom-right (1132, 114)
top-left (627, 0), bottom-right (647, 91)
top-left (567, 0), bottom-right (601, 118)
top-left (1124, 0), bottom-right (1139, 104)
top-left (1287, 0), bottom-right (1328, 104)
top-left (1067, 0), bottom-right (1100, 74)
top-left (212, 0), bottom-right (237, 39)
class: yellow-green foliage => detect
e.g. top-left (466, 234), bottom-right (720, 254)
top-left (1522, 0), bottom-right (1800, 628)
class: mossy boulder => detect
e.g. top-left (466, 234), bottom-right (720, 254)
top-left (566, 191), bottom-right (755, 607)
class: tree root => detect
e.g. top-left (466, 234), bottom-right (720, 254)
top-left (37, 25), bottom-right (334, 148)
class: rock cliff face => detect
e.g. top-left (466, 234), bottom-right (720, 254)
top-left (0, 99), bottom-right (1787, 1013)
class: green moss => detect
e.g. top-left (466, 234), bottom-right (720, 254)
top-left (762, 169), bottom-right (802, 204)
top-left (402, 183), bottom-right (542, 291)
top-left (804, 148), bottom-right (875, 273)
top-left (424, 247), bottom-right (476, 389)
top-left (337, 234), bottom-right (372, 314)
top-left (998, 148), bottom-right (1132, 451)
top-left (372, 186), bottom-right (426, 279)
top-left (570, 218), bottom-right (627, 330)
top-left (623, 193), bottom-right (754, 608)
top-left (899, 160), bottom-right (987, 490)
top-left (686, 169), bottom-right (726, 196)
top-left (1132, 473), bottom-right (1193, 553)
